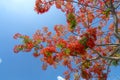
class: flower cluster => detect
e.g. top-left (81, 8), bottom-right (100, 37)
top-left (86, 38), bottom-right (95, 48)
top-left (33, 30), bottom-right (42, 44)
top-left (87, 28), bottom-right (97, 40)
top-left (13, 33), bottom-right (22, 39)
top-left (86, 28), bottom-right (97, 48)
top-left (40, 46), bottom-right (56, 57)
top-left (25, 41), bottom-right (34, 50)
top-left (43, 57), bottom-right (54, 65)
top-left (33, 52), bottom-right (40, 57)
top-left (67, 13), bottom-right (77, 31)
top-left (14, 45), bottom-right (24, 53)
top-left (79, 28), bottom-right (97, 49)
top-left (54, 25), bottom-right (64, 36)
top-left (34, 0), bottom-right (51, 14)
top-left (56, 39), bottom-right (67, 48)
top-left (67, 41), bottom-right (85, 56)
top-left (13, 34), bottom-right (34, 53)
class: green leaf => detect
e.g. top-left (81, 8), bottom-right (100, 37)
top-left (79, 36), bottom-right (88, 49)
top-left (82, 61), bottom-right (92, 69)
top-left (103, 8), bottom-right (110, 17)
top-left (112, 60), bottom-right (119, 66)
top-left (67, 13), bottom-right (75, 22)
top-left (70, 20), bottom-right (77, 29)
top-left (37, 40), bottom-right (41, 43)
top-left (64, 48), bottom-right (70, 55)
top-left (57, 44), bottom-right (63, 49)
top-left (106, 8), bottom-right (111, 12)
top-left (67, 13), bottom-right (77, 30)
top-left (114, 53), bottom-right (120, 57)
top-left (79, 36), bottom-right (87, 44)
top-left (46, 52), bottom-right (51, 57)
top-left (19, 47), bottom-right (23, 51)
top-left (22, 38), bottom-right (30, 43)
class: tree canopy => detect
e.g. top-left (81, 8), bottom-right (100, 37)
top-left (14, 0), bottom-right (120, 80)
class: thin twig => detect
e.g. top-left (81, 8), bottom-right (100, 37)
top-left (87, 56), bottom-right (100, 61)
top-left (71, 0), bottom-right (103, 11)
top-left (109, 0), bottom-right (120, 40)
top-left (103, 0), bottom-right (109, 8)
top-left (109, 46), bottom-right (120, 56)
top-left (106, 60), bottom-right (112, 76)
top-left (96, 43), bottom-right (120, 46)
top-left (92, 49), bottom-right (120, 60)
top-left (115, 2), bottom-right (120, 9)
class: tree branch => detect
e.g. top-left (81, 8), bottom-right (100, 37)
top-left (86, 56), bottom-right (100, 61)
top-left (71, 0), bottom-right (104, 11)
top-left (115, 2), bottom-right (120, 9)
top-left (92, 49), bottom-right (120, 60)
top-left (42, 0), bottom-right (104, 11)
top-left (109, 0), bottom-right (120, 40)
top-left (96, 43), bottom-right (120, 46)
top-left (106, 60), bottom-right (112, 76)
top-left (109, 46), bottom-right (120, 56)
top-left (103, 0), bottom-right (109, 8)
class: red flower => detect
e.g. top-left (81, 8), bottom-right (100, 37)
top-left (33, 30), bottom-right (42, 42)
top-left (14, 45), bottom-right (19, 53)
top-left (14, 45), bottom-right (24, 53)
top-left (33, 52), bottom-right (40, 57)
top-left (42, 63), bottom-right (47, 70)
top-left (13, 33), bottom-right (22, 39)
top-left (87, 28), bottom-right (97, 40)
top-left (67, 41), bottom-right (85, 55)
top-left (57, 39), bottom-right (67, 48)
top-left (86, 38), bottom-right (95, 48)
top-left (34, 0), bottom-right (50, 14)
top-left (40, 46), bottom-right (56, 56)
top-left (43, 57), bottom-right (54, 65)
top-left (25, 41), bottom-right (34, 49)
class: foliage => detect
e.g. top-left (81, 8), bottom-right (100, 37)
top-left (14, 0), bottom-right (120, 80)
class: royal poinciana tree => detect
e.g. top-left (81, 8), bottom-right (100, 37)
top-left (13, 0), bottom-right (120, 80)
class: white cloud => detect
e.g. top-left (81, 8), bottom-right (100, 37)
top-left (0, 58), bottom-right (2, 64)
top-left (57, 76), bottom-right (65, 80)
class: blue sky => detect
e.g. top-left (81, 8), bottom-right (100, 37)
top-left (0, 0), bottom-right (120, 80)
top-left (0, 0), bottom-right (66, 80)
